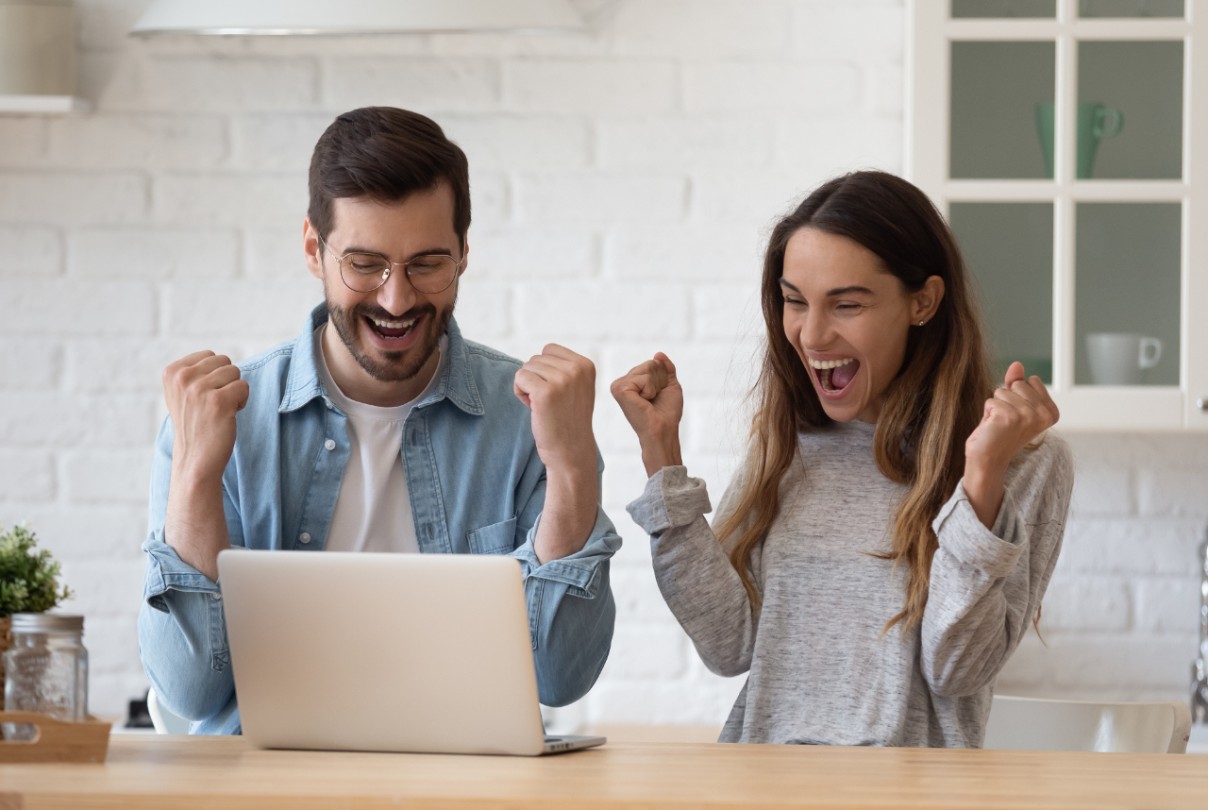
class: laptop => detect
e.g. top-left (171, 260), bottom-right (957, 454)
top-left (217, 549), bottom-right (606, 756)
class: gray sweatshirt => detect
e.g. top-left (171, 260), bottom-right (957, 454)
top-left (626, 420), bottom-right (1073, 747)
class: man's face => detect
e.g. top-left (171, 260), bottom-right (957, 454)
top-left (304, 183), bottom-right (466, 406)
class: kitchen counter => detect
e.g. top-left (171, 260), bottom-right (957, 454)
top-left (2, 733), bottom-right (1206, 809)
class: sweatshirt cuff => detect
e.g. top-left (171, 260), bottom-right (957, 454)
top-left (626, 465), bottom-right (712, 534)
top-left (931, 480), bottom-right (1026, 578)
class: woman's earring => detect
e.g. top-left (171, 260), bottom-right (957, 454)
top-left (917, 320), bottom-right (926, 327)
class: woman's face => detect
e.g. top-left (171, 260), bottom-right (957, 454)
top-left (780, 227), bottom-right (941, 424)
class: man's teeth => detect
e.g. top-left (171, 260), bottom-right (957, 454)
top-left (808, 357), bottom-right (855, 370)
top-left (372, 317), bottom-right (416, 330)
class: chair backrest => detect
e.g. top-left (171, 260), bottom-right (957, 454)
top-left (147, 688), bottom-right (191, 735)
top-left (984, 695), bottom-right (1192, 753)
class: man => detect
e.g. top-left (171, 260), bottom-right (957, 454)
top-left (138, 107), bottom-right (621, 734)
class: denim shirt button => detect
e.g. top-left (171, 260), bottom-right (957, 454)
top-left (299, 532), bottom-right (312, 544)
top-left (324, 439), bottom-right (336, 451)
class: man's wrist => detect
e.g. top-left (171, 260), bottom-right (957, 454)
top-left (534, 459), bottom-right (599, 564)
top-left (543, 460), bottom-right (599, 503)
top-left (170, 457), bottom-right (226, 491)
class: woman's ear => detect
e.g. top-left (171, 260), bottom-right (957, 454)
top-left (912, 275), bottom-right (945, 325)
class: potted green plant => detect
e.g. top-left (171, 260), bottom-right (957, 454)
top-left (0, 524), bottom-right (72, 709)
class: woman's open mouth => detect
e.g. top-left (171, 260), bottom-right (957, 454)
top-left (808, 357), bottom-right (859, 395)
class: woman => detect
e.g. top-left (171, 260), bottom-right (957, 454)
top-left (611, 171), bottom-right (1073, 747)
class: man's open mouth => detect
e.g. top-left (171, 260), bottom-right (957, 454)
top-left (808, 357), bottom-right (859, 393)
top-left (367, 315), bottom-right (419, 341)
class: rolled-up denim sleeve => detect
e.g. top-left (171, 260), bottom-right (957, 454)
top-left (137, 418), bottom-right (240, 732)
top-left (509, 454), bottom-right (621, 707)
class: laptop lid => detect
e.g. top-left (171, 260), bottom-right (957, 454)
top-left (217, 550), bottom-right (602, 756)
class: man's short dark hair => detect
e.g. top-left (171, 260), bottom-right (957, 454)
top-left (308, 107), bottom-right (471, 250)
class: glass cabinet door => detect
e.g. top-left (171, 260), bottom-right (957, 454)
top-left (1077, 1), bottom-right (1183, 18)
top-left (1074, 202), bottom-right (1180, 387)
top-left (909, 0), bottom-right (1208, 429)
top-left (952, 1), bottom-right (1056, 18)
top-left (950, 41), bottom-right (1054, 180)
top-left (1077, 40), bottom-right (1182, 180)
top-left (950, 202), bottom-right (1054, 382)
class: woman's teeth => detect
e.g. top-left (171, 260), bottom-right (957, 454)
top-left (808, 357), bottom-right (855, 370)
top-left (808, 357), bottom-right (855, 393)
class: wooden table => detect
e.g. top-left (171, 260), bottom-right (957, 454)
top-left (2, 734), bottom-right (1206, 809)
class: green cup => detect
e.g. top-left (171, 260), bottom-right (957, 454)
top-left (1035, 102), bottom-right (1124, 179)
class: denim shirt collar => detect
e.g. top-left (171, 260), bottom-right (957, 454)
top-left (278, 304), bottom-right (484, 417)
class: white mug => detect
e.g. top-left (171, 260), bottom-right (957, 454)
top-left (1086, 332), bottom-right (1162, 385)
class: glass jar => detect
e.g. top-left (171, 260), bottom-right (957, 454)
top-left (2, 613), bottom-right (88, 740)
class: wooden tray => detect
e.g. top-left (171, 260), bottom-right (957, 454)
top-left (0, 711), bottom-right (111, 763)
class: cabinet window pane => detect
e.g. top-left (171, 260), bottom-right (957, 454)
top-left (1075, 203), bottom-right (1180, 386)
top-left (952, 0), bottom-right (1055, 17)
top-left (950, 42), bottom-right (1055, 179)
top-left (950, 202), bottom-right (1054, 384)
top-left (1078, 0), bottom-right (1184, 18)
top-left (1078, 41), bottom-right (1183, 180)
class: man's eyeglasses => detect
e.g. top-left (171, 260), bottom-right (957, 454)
top-left (318, 235), bottom-right (464, 295)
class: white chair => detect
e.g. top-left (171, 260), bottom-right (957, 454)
top-left (146, 688), bottom-right (191, 735)
top-left (984, 695), bottom-right (1192, 753)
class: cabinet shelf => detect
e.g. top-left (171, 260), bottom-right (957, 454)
top-left (0, 95), bottom-right (90, 115)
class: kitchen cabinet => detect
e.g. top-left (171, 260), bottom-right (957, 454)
top-left (908, 0), bottom-right (1208, 430)
top-left (0, 2), bottom-right (86, 115)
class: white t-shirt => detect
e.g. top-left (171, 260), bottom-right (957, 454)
top-left (315, 327), bottom-right (446, 553)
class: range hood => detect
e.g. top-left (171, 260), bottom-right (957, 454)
top-left (130, 0), bottom-right (584, 36)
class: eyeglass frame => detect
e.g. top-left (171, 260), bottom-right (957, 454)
top-left (317, 234), bottom-right (466, 295)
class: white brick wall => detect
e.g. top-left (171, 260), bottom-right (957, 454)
top-left (1, 0), bottom-right (1205, 730)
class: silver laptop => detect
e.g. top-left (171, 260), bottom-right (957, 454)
top-left (217, 549), bottom-right (605, 756)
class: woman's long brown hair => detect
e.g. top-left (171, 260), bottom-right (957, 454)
top-left (715, 171), bottom-right (994, 631)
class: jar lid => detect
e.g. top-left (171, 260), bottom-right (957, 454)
top-left (10, 613), bottom-right (84, 633)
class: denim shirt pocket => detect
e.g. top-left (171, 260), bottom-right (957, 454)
top-left (466, 516), bottom-right (518, 555)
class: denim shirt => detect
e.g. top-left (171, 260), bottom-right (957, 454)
top-left (138, 305), bottom-right (621, 734)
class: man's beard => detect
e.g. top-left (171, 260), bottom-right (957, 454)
top-left (326, 297), bottom-right (454, 384)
